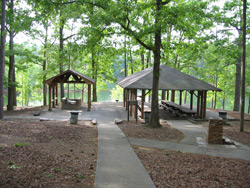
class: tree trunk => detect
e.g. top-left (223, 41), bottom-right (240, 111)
top-left (213, 91), bottom-right (217, 109)
top-left (141, 52), bottom-right (145, 70)
top-left (13, 67), bottom-right (16, 106)
top-left (59, 11), bottom-right (65, 98)
top-left (150, 0), bottom-right (161, 128)
top-left (130, 47), bottom-right (133, 74)
top-left (240, 0), bottom-right (246, 132)
top-left (248, 96), bottom-right (250, 114)
top-left (43, 24), bottom-right (48, 106)
top-left (233, 56), bottom-right (241, 111)
top-left (0, 0), bottom-right (7, 119)
top-left (211, 97), bottom-right (213, 108)
top-left (184, 91), bottom-right (187, 104)
top-left (92, 49), bottom-right (97, 102)
top-left (146, 50), bottom-right (151, 68)
top-left (7, 0), bottom-right (15, 111)
top-left (124, 35), bottom-right (127, 77)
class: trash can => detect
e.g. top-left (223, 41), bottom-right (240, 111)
top-left (218, 111), bottom-right (227, 120)
top-left (144, 111), bottom-right (151, 124)
top-left (70, 111), bottom-right (80, 124)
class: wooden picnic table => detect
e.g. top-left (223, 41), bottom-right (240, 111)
top-left (161, 100), bottom-right (196, 117)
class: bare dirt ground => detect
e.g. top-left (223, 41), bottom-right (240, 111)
top-left (133, 146), bottom-right (250, 188)
top-left (118, 120), bottom-right (184, 142)
top-left (207, 108), bottom-right (250, 147)
top-left (0, 119), bottom-right (97, 188)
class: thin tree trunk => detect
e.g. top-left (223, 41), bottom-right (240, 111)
top-left (124, 35), bottom-right (127, 77)
top-left (0, 0), bottom-right (7, 119)
top-left (130, 47), bottom-right (133, 74)
top-left (146, 49), bottom-right (151, 68)
top-left (150, 0), bottom-right (162, 128)
top-left (214, 91), bottom-right (217, 109)
top-left (43, 24), bottom-right (48, 106)
top-left (240, 0), bottom-right (246, 132)
top-left (59, 11), bottom-right (65, 98)
top-left (141, 52), bottom-right (145, 70)
top-left (92, 49), bottom-right (97, 102)
top-left (7, 0), bottom-right (15, 111)
top-left (233, 56), bottom-right (241, 111)
top-left (184, 91), bottom-right (187, 104)
top-left (13, 67), bottom-right (16, 106)
top-left (248, 96), bottom-right (250, 114)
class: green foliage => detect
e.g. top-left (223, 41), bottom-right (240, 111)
top-left (14, 142), bottom-right (28, 147)
top-left (2, 0), bottom-right (248, 112)
top-left (75, 173), bottom-right (85, 179)
top-left (111, 85), bottom-right (123, 102)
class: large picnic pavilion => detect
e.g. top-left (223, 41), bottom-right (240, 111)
top-left (117, 64), bottom-right (221, 119)
top-left (45, 69), bottom-right (95, 111)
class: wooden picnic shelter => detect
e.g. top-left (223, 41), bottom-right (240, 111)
top-left (44, 69), bottom-right (95, 111)
top-left (117, 64), bottom-right (222, 119)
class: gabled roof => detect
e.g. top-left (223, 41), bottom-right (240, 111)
top-left (117, 65), bottom-right (221, 91)
top-left (45, 69), bottom-right (95, 85)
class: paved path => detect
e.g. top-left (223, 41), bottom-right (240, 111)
top-left (129, 137), bottom-right (250, 161)
top-left (80, 103), bottom-right (156, 188)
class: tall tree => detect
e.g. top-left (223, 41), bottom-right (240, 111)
top-left (0, 0), bottom-right (7, 119)
top-left (6, 0), bottom-right (15, 110)
top-left (240, 0), bottom-right (247, 132)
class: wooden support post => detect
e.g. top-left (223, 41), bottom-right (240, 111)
top-left (196, 91), bottom-right (200, 118)
top-left (87, 84), bottom-right (91, 111)
top-left (126, 89), bottom-right (129, 111)
top-left (203, 91), bottom-right (207, 119)
top-left (67, 83), bottom-right (70, 98)
top-left (48, 85), bottom-right (52, 111)
top-left (56, 84), bottom-right (58, 105)
top-left (133, 89), bottom-right (137, 119)
top-left (179, 90), bottom-right (183, 106)
top-left (167, 90), bottom-right (169, 100)
top-left (130, 90), bottom-right (133, 116)
top-left (74, 83), bottom-right (76, 99)
top-left (82, 85), bottom-right (84, 102)
top-left (52, 85), bottom-right (55, 108)
top-left (171, 90), bottom-right (175, 103)
top-left (190, 90), bottom-right (194, 110)
top-left (200, 91), bottom-right (204, 118)
top-left (141, 89), bottom-right (145, 119)
top-left (161, 90), bottom-right (166, 100)
top-left (123, 89), bottom-right (126, 107)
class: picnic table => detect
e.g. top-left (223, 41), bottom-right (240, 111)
top-left (160, 100), bottom-right (196, 117)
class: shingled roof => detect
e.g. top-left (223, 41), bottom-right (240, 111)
top-left (45, 69), bottom-right (95, 85)
top-left (117, 65), bottom-right (221, 91)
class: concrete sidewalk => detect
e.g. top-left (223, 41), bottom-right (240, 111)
top-left (129, 137), bottom-right (250, 161)
top-left (80, 103), bottom-right (156, 188)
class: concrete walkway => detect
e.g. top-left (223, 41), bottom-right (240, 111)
top-left (81, 103), bottom-right (156, 188)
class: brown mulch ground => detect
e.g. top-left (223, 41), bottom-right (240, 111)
top-left (0, 119), bottom-right (97, 188)
top-left (118, 120), bottom-right (184, 142)
top-left (133, 146), bottom-right (250, 188)
top-left (4, 106), bottom-right (45, 116)
top-left (207, 109), bottom-right (250, 147)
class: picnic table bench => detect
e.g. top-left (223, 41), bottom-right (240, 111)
top-left (160, 100), bottom-right (196, 117)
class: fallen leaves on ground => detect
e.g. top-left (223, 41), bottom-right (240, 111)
top-left (118, 120), bottom-right (184, 142)
top-left (134, 146), bottom-right (250, 188)
top-left (0, 119), bottom-right (97, 188)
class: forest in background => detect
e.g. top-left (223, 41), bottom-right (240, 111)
top-left (0, 0), bottom-right (249, 112)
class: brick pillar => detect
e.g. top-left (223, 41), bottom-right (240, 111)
top-left (207, 118), bottom-right (223, 144)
